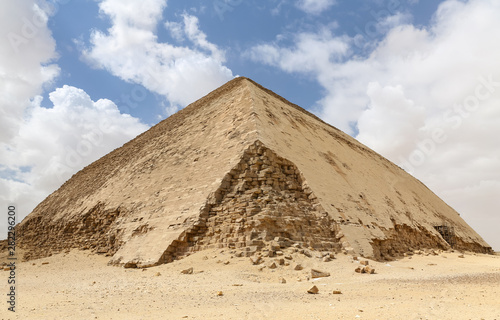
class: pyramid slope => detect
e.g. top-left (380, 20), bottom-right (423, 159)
top-left (18, 78), bottom-right (259, 267)
top-left (17, 77), bottom-right (492, 267)
top-left (245, 79), bottom-right (491, 258)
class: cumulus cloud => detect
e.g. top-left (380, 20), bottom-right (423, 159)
top-left (0, 0), bottom-right (59, 142)
top-left (83, 0), bottom-right (233, 113)
top-left (249, 0), bottom-right (500, 250)
top-left (295, 0), bottom-right (336, 15)
top-left (0, 1), bottom-right (149, 238)
top-left (0, 86), bottom-right (148, 237)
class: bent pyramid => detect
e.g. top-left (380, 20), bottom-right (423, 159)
top-left (17, 77), bottom-right (492, 267)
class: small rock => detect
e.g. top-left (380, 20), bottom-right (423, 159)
top-left (284, 255), bottom-right (293, 260)
top-left (293, 263), bottom-right (303, 271)
top-left (277, 258), bottom-right (285, 265)
top-left (250, 256), bottom-right (262, 265)
top-left (42, 262), bottom-right (50, 265)
top-left (311, 269), bottom-right (330, 278)
top-left (278, 277), bottom-right (287, 284)
top-left (355, 267), bottom-right (363, 273)
top-left (276, 251), bottom-right (284, 256)
top-left (360, 260), bottom-right (369, 266)
top-left (181, 267), bottom-right (193, 274)
top-left (364, 266), bottom-right (376, 274)
top-left (202, 256), bottom-right (209, 260)
top-left (307, 285), bottom-right (319, 294)
top-left (217, 291), bottom-right (223, 296)
top-left (302, 250), bottom-right (312, 258)
top-left (154, 272), bottom-right (161, 276)
top-left (224, 261), bottom-right (230, 265)
top-left (458, 254), bottom-right (465, 258)
top-left (322, 256), bottom-right (331, 262)
top-left (332, 290), bottom-right (342, 294)
top-left (268, 262), bottom-right (277, 269)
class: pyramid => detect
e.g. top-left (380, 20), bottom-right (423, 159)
top-left (17, 77), bottom-right (492, 267)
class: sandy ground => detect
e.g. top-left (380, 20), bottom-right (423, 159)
top-left (1, 248), bottom-right (499, 320)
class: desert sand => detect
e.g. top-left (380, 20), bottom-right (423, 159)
top-left (2, 248), bottom-right (499, 320)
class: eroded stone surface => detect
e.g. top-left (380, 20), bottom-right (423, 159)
top-left (159, 141), bottom-right (341, 263)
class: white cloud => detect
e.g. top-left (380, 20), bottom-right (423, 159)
top-left (0, 86), bottom-right (148, 238)
top-left (249, 0), bottom-right (500, 250)
top-left (356, 82), bottom-right (425, 160)
top-left (248, 28), bottom-right (350, 75)
top-left (0, 0), bottom-right (59, 142)
top-left (0, 1), bottom-right (149, 239)
top-left (295, 0), bottom-right (336, 15)
top-left (83, 0), bottom-right (233, 113)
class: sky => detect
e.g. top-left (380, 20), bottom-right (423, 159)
top-left (0, 0), bottom-right (499, 251)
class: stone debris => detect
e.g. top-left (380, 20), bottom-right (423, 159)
top-left (250, 256), bottom-right (263, 265)
top-left (332, 290), bottom-right (342, 294)
top-left (284, 255), bottom-right (293, 260)
top-left (293, 263), bottom-right (303, 271)
top-left (41, 262), bottom-right (50, 265)
top-left (223, 261), bottom-right (230, 265)
top-left (365, 266), bottom-right (375, 274)
top-left (355, 266), bottom-right (375, 274)
top-left (181, 267), bottom-right (193, 274)
top-left (360, 260), bottom-right (369, 266)
top-left (278, 277), bottom-right (287, 284)
top-left (322, 256), bottom-right (331, 262)
top-left (124, 262), bottom-right (137, 269)
top-left (458, 254), bottom-right (465, 258)
top-left (311, 269), bottom-right (330, 278)
top-left (302, 250), bottom-right (312, 258)
top-left (307, 285), bottom-right (319, 294)
top-left (268, 262), bottom-right (277, 269)
top-left (217, 291), bottom-right (223, 296)
top-left (154, 272), bottom-right (161, 276)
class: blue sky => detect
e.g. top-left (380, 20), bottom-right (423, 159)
top-left (1, 0), bottom-right (499, 251)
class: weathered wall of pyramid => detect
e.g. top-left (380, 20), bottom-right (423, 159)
top-left (243, 78), bottom-right (492, 259)
top-left (157, 140), bottom-right (341, 264)
top-left (17, 78), bottom-right (262, 267)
